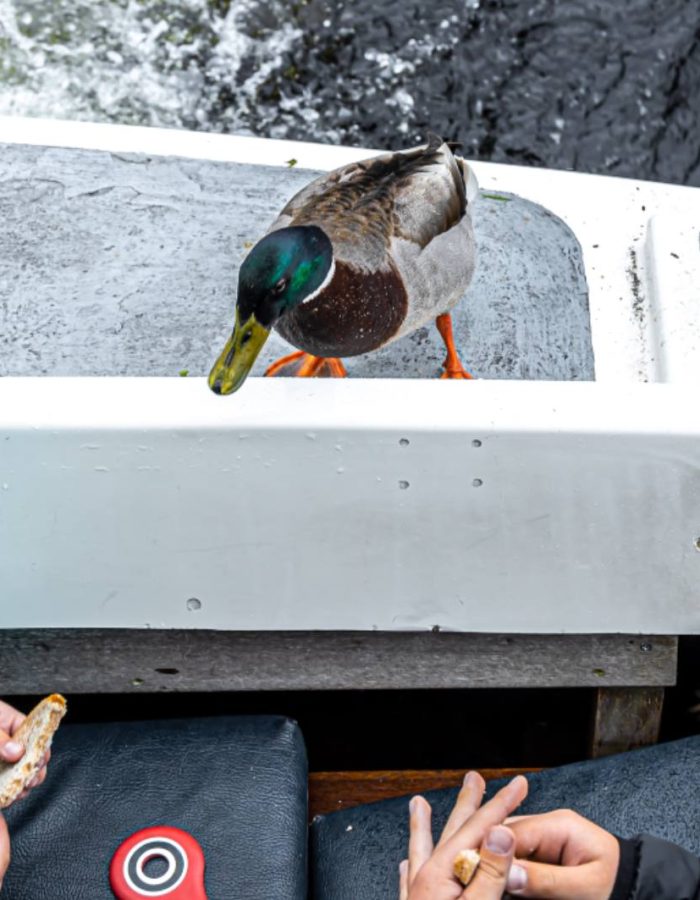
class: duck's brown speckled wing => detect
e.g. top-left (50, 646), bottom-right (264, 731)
top-left (269, 135), bottom-right (468, 271)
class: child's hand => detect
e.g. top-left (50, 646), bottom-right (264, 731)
top-left (506, 809), bottom-right (620, 898)
top-left (400, 773), bottom-right (529, 899)
top-left (0, 700), bottom-right (50, 800)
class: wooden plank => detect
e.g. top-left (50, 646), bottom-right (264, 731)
top-left (590, 686), bottom-right (666, 758)
top-left (0, 630), bottom-right (678, 693)
top-left (309, 768), bottom-right (541, 819)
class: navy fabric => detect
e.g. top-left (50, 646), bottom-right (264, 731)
top-left (311, 736), bottom-right (700, 900)
top-left (4, 716), bottom-right (308, 900)
top-left (613, 835), bottom-right (700, 900)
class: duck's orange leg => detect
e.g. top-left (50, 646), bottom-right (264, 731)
top-left (265, 351), bottom-right (347, 378)
top-left (265, 350), bottom-right (306, 376)
top-left (435, 313), bottom-right (473, 379)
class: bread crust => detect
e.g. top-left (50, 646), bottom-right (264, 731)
top-left (0, 694), bottom-right (66, 809)
top-left (453, 848), bottom-right (481, 886)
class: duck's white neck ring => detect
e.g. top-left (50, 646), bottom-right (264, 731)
top-left (301, 256), bottom-right (336, 304)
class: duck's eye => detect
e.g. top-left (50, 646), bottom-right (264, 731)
top-left (272, 278), bottom-right (288, 296)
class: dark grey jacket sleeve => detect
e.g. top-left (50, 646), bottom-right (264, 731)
top-left (611, 835), bottom-right (700, 900)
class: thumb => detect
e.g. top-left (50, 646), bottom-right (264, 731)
top-left (0, 731), bottom-right (24, 764)
top-left (506, 858), bottom-right (600, 898)
top-left (462, 826), bottom-right (514, 898)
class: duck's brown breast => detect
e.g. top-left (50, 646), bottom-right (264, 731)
top-left (275, 260), bottom-right (408, 358)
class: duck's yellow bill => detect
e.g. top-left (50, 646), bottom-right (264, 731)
top-left (208, 312), bottom-right (270, 395)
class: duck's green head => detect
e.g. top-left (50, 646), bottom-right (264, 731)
top-left (209, 225), bottom-right (333, 395)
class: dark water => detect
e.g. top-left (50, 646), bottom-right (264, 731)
top-left (1, 0), bottom-right (699, 185)
top-left (245, 0), bottom-right (700, 186)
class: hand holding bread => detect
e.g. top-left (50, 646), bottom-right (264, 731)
top-left (0, 702), bottom-right (27, 766)
top-left (399, 772), bottom-right (528, 899)
top-left (0, 695), bottom-right (66, 809)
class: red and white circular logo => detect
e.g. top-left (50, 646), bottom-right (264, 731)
top-left (110, 826), bottom-right (207, 899)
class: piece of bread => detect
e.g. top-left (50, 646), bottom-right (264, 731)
top-left (0, 694), bottom-right (66, 809)
top-left (453, 848), bottom-right (481, 886)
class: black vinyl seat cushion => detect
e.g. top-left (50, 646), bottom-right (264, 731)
top-left (3, 715), bottom-right (308, 900)
top-left (310, 736), bottom-right (700, 900)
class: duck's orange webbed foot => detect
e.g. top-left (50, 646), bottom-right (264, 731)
top-left (435, 313), bottom-right (473, 380)
top-left (265, 351), bottom-right (347, 379)
top-left (440, 359), bottom-right (473, 379)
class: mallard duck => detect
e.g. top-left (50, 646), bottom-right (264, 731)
top-left (209, 133), bottom-right (478, 394)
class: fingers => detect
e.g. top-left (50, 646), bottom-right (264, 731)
top-left (31, 750), bottom-right (51, 790)
top-left (442, 775), bottom-right (529, 860)
top-left (0, 702), bottom-right (25, 737)
top-left (461, 825), bottom-right (515, 899)
top-left (507, 812), bottom-right (620, 899)
top-left (408, 796), bottom-right (434, 885)
top-left (504, 858), bottom-right (602, 898)
top-left (509, 809), bottom-right (599, 866)
top-left (403, 777), bottom-right (529, 900)
top-left (0, 731), bottom-right (24, 764)
top-left (6, 749), bottom-right (51, 799)
top-left (27, 768), bottom-right (46, 790)
top-left (507, 810), bottom-right (564, 864)
top-left (4, 760), bottom-right (49, 806)
top-left (0, 749), bottom-right (49, 806)
top-left (399, 859), bottom-right (409, 900)
top-left (438, 771), bottom-right (486, 846)
top-left (0, 701), bottom-right (29, 764)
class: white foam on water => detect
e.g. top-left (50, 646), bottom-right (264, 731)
top-left (204, 2), bottom-right (302, 132)
top-left (0, 0), bottom-right (458, 146)
top-left (0, 0), bottom-right (473, 148)
top-left (0, 0), bottom-right (302, 132)
top-left (0, 0), bottom-right (30, 49)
